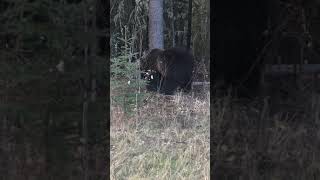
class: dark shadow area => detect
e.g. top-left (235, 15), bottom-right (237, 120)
top-left (211, 0), bottom-right (320, 179)
top-left (0, 0), bottom-right (109, 179)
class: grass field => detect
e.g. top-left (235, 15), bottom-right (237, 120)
top-left (110, 91), bottom-right (210, 180)
top-left (111, 78), bottom-right (320, 179)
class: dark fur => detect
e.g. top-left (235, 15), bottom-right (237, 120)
top-left (141, 47), bottom-right (194, 95)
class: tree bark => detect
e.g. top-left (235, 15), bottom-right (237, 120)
top-left (187, 0), bottom-right (192, 49)
top-left (171, 0), bottom-right (176, 47)
top-left (148, 0), bottom-right (164, 49)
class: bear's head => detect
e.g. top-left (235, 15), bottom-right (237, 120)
top-left (140, 47), bottom-right (194, 94)
top-left (141, 48), bottom-right (163, 71)
top-left (141, 48), bottom-right (179, 78)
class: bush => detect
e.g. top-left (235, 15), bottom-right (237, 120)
top-left (110, 48), bottom-right (147, 115)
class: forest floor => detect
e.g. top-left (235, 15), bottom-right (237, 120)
top-left (110, 76), bottom-right (320, 179)
top-left (110, 89), bottom-right (210, 179)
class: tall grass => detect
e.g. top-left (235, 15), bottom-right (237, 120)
top-left (110, 91), bottom-right (210, 179)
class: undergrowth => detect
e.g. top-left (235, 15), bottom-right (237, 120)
top-left (110, 91), bottom-right (210, 180)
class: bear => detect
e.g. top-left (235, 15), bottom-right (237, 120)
top-left (141, 47), bottom-right (194, 95)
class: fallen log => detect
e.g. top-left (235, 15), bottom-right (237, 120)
top-left (265, 64), bottom-right (320, 75)
top-left (192, 82), bottom-right (210, 86)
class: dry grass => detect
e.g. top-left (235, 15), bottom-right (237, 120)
top-left (210, 81), bottom-right (320, 180)
top-left (110, 91), bottom-right (210, 180)
top-left (111, 77), bottom-right (320, 179)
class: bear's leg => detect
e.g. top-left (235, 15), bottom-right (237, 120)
top-left (159, 78), bottom-right (178, 95)
top-left (183, 80), bottom-right (192, 93)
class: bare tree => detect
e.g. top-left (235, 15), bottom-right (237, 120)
top-left (148, 0), bottom-right (164, 49)
top-left (187, 0), bottom-right (192, 49)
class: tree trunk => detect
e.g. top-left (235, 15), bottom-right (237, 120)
top-left (82, 4), bottom-right (89, 180)
top-left (148, 0), bottom-right (164, 49)
top-left (187, 0), bottom-right (192, 49)
top-left (171, 0), bottom-right (176, 47)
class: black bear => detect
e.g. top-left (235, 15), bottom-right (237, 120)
top-left (141, 47), bottom-right (194, 95)
top-left (212, 1), bottom-right (270, 97)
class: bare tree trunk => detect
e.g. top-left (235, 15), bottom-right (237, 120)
top-left (148, 0), bottom-right (164, 49)
top-left (82, 4), bottom-right (89, 180)
top-left (187, 0), bottom-right (192, 49)
top-left (43, 109), bottom-right (50, 180)
top-left (82, 93), bottom-right (88, 180)
top-left (171, 0), bottom-right (175, 47)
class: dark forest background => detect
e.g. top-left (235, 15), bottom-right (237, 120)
top-left (211, 1), bottom-right (320, 179)
top-left (0, 0), bottom-right (108, 179)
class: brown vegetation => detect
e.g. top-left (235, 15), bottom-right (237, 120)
top-left (111, 90), bottom-right (210, 179)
